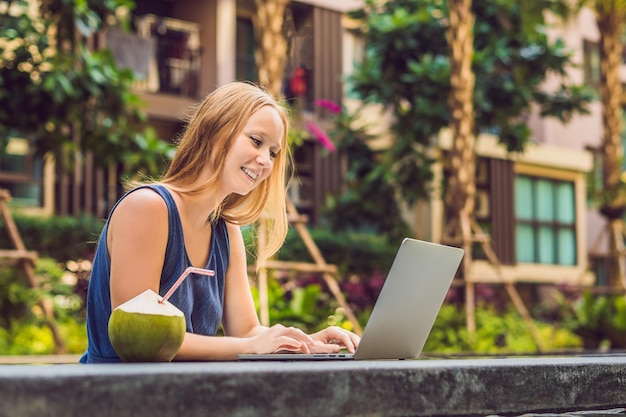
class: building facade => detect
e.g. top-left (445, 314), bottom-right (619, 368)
top-left (421, 7), bottom-right (612, 287)
top-left (0, 2), bottom-right (621, 287)
top-left (0, 0), bottom-right (359, 222)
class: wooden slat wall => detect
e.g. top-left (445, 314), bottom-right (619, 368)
top-left (55, 157), bottom-right (120, 220)
top-left (310, 7), bottom-right (345, 222)
top-left (313, 7), bottom-right (343, 109)
top-left (490, 158), bottom-right (515, 265)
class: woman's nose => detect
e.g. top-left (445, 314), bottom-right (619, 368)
top-left (256, 151), bottom-right (271, 165)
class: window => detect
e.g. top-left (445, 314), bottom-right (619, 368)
top-left (585, 146), bottom-right (603, 208)
top-left (583, 39), bottom-right (600, 88)
top-left (0, 137), bottom-right (44, 207)
top-left (236, 17), bottom-right (257, 82)
top-left (515, 175), bottom-right (576, 265)
top-left (133, 14), bottom-right (201, 98)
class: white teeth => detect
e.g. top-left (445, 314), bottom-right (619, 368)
top-left (242, 167), bottom-right (258, 180)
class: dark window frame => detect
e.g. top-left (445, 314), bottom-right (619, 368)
top-left (583, 38), bottom-right (601, 89)
top-left (0, 136), bottom-right (44, 207)
top-left (235, 16), bottom-right (257, 83)
top-left (514, 174), bottom-right (577, 266)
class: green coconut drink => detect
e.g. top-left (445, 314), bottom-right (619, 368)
top-left (108, 267), bottom-right (215, 362)
top-left (108, 289), bottom-right (186, 362)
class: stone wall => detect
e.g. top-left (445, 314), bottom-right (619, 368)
top-left (0, 356), bottom-right (625, 417)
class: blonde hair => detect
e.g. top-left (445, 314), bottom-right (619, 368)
top-left (159, 81), bottom-right (292, 265)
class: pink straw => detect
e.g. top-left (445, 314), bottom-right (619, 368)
top-left (159, 266), bottom-right (215, 303)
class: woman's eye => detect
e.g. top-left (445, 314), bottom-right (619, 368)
top-left (269, 150), bottom-right (278, 159)
top-left (250, 136), bottom-right (262, 146)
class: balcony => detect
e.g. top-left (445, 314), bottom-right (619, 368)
top-left (135, 14), bottom-right (201, 98)
top-left (106, 14), bottom-right (201, 100)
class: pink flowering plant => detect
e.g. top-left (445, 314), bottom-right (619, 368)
top-left (315, 99), bottom-right (342, 114)
top-left (305, 120), bottom-right (336, 152)
top-left (303, 99), bottom-right (348, 152)
top-left (309, 99), bottom-right (412, 242)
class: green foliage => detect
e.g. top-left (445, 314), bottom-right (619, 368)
top-left (276, 228), bottom-right (399, 278)
top-left (0, 319), bottom-right (87, 355)
top-left (0, 13), bottom-right (53, 150)
top-left (250, 278), bottom-right (354, 333)
top-left (247, 279), bottom-right (583, 354)
top-left (0, 262), bottom-right (32, 328)
top-left (318, 103), bottom-right (413, 242)
top-left (245, 227), bottom-right (394, 328)
top-left (0, 0), bottom-right (175, 178)
top-left (424, 304), bottom-right (469, 353)
top-left (348, 0), bottom-right (593, 203)
top-left (0, 257), bottom-right (87, 355)
top-left (0, 212), bottom-right (103, 262)
top-left (424, 304), bottom-right (582, 354)
top-left (559, 291), bottom-right (626, 349)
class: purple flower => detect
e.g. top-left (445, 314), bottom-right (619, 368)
top-left (314, 99), bottom-right (342, 114)
top-left (306, 121), bottom-right (336, 152)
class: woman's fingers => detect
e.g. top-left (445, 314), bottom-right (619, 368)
top-left (270, 324), bottom-right (315, 345)
top-left (271, 336), bottom-right (307, 353)
top-left (250, 325), bottom-right (361, 355)
top-left (249, 324), bottom-right (314, 354)
top-left (311, 326), bottom-right (361, 353)
top-left (309, 342), bottom-right (342, 354)
top-left (347, 331), bottom-right (361, 350)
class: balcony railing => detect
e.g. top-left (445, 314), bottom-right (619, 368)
top-left (132, 14), bottom-right (201, 98)
top-left (106, 15), bottom-right (201, 98)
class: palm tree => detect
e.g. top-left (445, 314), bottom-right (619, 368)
top-left (253, 0), bottom-right (290, 97)
top-left (589, 0), bottom-right (626, 288)
top-left (443, 0), bottom-right (478, 333)
top-left (444, 1), bottom-right (546, 349)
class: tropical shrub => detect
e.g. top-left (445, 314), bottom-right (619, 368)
top-left (557, 290), bottom-right (626, 350)
top-left (0, 212), bottom-right (103, 262)
top-left (0, 257), bottom-right (86, 355)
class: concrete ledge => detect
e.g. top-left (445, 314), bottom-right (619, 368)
top-left (1, 355), bottom-right (625, 417)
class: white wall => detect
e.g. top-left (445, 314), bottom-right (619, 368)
top-left (528, 8), bottom-right (602, 151)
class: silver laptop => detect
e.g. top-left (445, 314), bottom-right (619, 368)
top-left (238, 238), bottom-right (464, 361)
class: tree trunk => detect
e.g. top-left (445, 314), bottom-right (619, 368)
top-left (597, 2), bottom-right (626, 288)
top-left (444, 0), bottom-right (477, 333)
top-left (446, 0), bottom-right (476, 215)
top-left (254, 0), bottom-right (290, 98)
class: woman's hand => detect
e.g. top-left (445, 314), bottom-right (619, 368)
top-left (242, 324), bottom-right (360, 355)
top-left (246, 324), bottom-right (316, 354)
top-left (309, 326), bottom-right (361, 354)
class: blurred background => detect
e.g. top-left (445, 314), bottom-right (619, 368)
top-left (1, 0), bottom-right (626, 359)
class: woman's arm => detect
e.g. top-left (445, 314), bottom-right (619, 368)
top-left (108, 188), bottom-right (170, 309)
top-left (108, 197), bottom-right (357, 361)
top-left (220, 222), bottom-right (264, 337)
top-left (174, 223), bottom-right (316, 361)
top-left (216, 223), bottom-right (360, 355)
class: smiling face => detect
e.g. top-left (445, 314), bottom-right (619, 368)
top-left (222, 105), bottom-right (284, 196)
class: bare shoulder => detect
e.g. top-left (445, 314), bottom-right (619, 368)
top-left (225, 222), bottom-right (243, 240)
top-left (109, 187), bottom-right (169, 234)
top-left (114, 187), bottom-right (168, 218)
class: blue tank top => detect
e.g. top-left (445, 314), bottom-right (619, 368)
top-left (79, 184), bottom-right (229, 363)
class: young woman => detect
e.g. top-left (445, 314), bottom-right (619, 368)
top-left (80, 81), bottom-right (360, 363)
